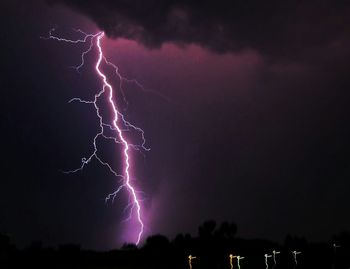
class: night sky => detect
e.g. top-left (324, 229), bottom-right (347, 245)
top-left (1, 0), bottom-right (350, 250)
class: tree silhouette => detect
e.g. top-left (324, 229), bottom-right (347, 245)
top-left (198, 220), bottom-right (216, 239)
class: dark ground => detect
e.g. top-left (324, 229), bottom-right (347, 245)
top-left (1, 221), bottom-right (349, 269)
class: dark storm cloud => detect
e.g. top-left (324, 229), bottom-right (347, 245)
top-left (49, 0), bottom-right (350, 61)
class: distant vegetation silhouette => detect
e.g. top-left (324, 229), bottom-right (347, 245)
top-left (1, 220), bottom-right (349, 269)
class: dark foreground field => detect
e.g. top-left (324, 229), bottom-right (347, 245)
top-left (1, 221), bottom-right (349, 269)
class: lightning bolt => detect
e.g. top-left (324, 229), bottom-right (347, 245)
top-left (42, 28), bottom-right (148, 245)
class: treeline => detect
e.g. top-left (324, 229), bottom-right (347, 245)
top-left (1, 220), bottom-right (349, 269)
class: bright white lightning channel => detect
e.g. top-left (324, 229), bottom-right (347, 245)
top-left (42, 28), bottom-right (150, 245)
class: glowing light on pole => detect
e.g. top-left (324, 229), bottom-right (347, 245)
top-left (188, 255), bottom-right (197, 269)
top-left (291, 251), bottom-right (301, 267)
top-left (332, 244), bottom-right (340, 269)
top-left (42, 28), bottom-right (149, 245)
top-left (333, 243), bottom-right (340, 252)
top-left (264, 254), bottom-right (272, 269)
top-left (229, 254), bottom-right (235, 269)
top-left (237, 256), bottom-right (245, 269)
top-left (229, 254), bottom-right (244, 269)
top-left (272, 250), bottom-right (280, 268)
